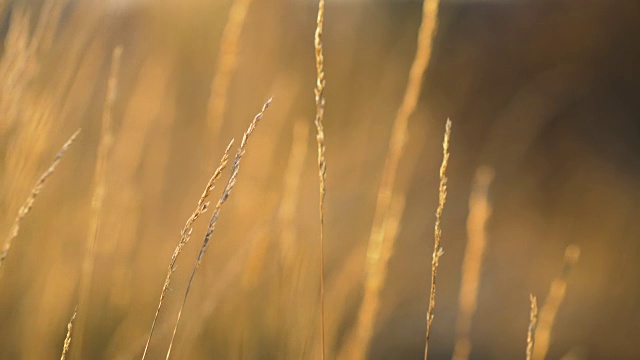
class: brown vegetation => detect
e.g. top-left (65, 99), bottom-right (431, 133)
top-left (0, 0), bottom-right (631, 359)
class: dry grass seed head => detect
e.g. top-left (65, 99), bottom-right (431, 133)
top-left (0, 128), bottom-right (81, 272)
top-left (527, 295), bottom-right (539, 360)
top-left (423, 118), bottom-right (451, 360)
top-left (141, 139), bottom-right (235, 360)
top-left (164, 98), bottom-right (272, 360)
top-left (60, 306), bottom-right (78, 360)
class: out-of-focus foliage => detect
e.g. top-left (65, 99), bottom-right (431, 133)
top-left (0, 0), bottom-right (639, 359)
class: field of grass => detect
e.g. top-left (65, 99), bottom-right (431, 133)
top-left (0, 0), bottom-right (639, 359)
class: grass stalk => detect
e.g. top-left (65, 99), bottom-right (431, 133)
top-left (0, 128), bottom-right (80, 273)
top-left (527, 295), bottom-right (539, 360)
top-left (60, 306), bottom-right (78, 360)
top-left (313, 1), bottom-right (327, 359)
top-left (346, 0), bottom-right (440, 358)
top-left (423, 118), bottom-right (451, 360)
top-left (165, 98), bottom-right (272, 360)
top-left (141, 139), bottom-right (235, 359)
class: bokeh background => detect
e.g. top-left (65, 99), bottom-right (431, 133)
top-left (0, 0), bottom-right (639, 359)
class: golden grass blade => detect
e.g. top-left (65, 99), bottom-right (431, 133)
top-left (206, 0), bottom-right (254, 133)
top-left (0, 128), bottom-right (80, 273)
top-left (452, 166), bottom-right (495, 360)
top-left (533, 245), bottom-right (581, 360)
top-left (313, 1), bottom-right (327, 359)
top-left (60, 306), bottom-right (78, 360)
top-left (423, 118), bottom-right (451, 360)
top-left (346, 1), bottom-right (440, 358)
top-left (74, 47), bottom-right (122, 360)
top-left (165, 98), bottom-right (272, 360)
top-left (527, 295), bottom-right (539, 360)
top-left (141, 139), bottom-right (235, 360)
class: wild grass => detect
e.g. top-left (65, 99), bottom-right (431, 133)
top-left (60, 306), bottom-right (78, 360)
top-left (142, 139), bottom-right (235, 359)
top-left (527, 295), bottom-right (539, 360)
top-left (345, 0), bottom-right (441, 358)
top-left (313, 0), bottom-right (327, 359)
top-left (165, 98), bottom-right (272, 359)
top-left (423, 118), bottom-right (451, 360)
top-left (0, 1), bottom-right (595, 359)
top-left (0, 128), bottom-right (80, 273)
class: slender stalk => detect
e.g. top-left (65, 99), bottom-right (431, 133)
top-left (165, 98), bottom-right (272, 360)
top-left (313, 1), bottom-right (327, 359)
top-left (423, 119), bottom-right (451, 360)
top-left (527, 295), bottom-right (539, 360)
top-left (0, 128), bottom-right (81, 273)
top-left (346, 0), bottom-right (441, 358)
top-left (141, 140), bottom-right (235, 360)
top-left (60, 306), bottom-right (78, 360)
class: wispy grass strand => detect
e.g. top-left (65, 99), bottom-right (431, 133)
top-left (141, 139), bottom-right (235, 360)
top-left (0, 128), bottom-right (81, 273)
top-left (423, 118), bottom-right (451, 360)
top-left (165, 98), bottom-right (272, 360)
top-left (526, 295), bottom-right (539, 360)
top-left (313, 0), bottom-right (327, 359)
top-left (60, 306), bottom-right (78, 360)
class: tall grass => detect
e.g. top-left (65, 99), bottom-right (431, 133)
top-left (60, 306), bottom-right (78, 360)
top-left (165, 98), bottom-right (272, 359)
top-left (344, 0), bottom-right (441, 358)
top-left (142, 140), bottom-right (235, 359)
top-left (0, 128), bottom-right (80, 273)
top-left (313, 0), bottom-right (327, 359)
top-left (0, 1), bottom-right (598, 359)
top-left (423, 118), bottom-right (451, 360)
top-left (527, 295), bottom-right (539, 360)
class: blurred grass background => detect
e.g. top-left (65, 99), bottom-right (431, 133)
top-left (0, 0), bottom-right (639, 359)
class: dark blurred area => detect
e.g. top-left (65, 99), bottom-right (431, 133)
top-left (0, 0), bottom-right (638, 359)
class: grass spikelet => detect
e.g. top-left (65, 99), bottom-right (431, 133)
top-left (141, 139), bottom-right (235, 360)
top-left (206, 0), bottom-right (254, 133)
top-left (74, 47), bottom-right (122, 359)
top-left (165, 98), bottom-right (272, 360)
top-left (527, 295), bottom-right (539, 360)
top-left (452, 166), bottom-right (495, 360)
top-left (347, 1), bottom-right (440, 358)
top-left (423, 118), bottom-right (451, 360)
top-left (534, 245), bottom-right (581, 360)
top-left (60, 306), bottom-right (78, 360)
top-left (313, 0), bottom-right (327, 359)
top-left (0, 128), bottom-right (80, 272)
